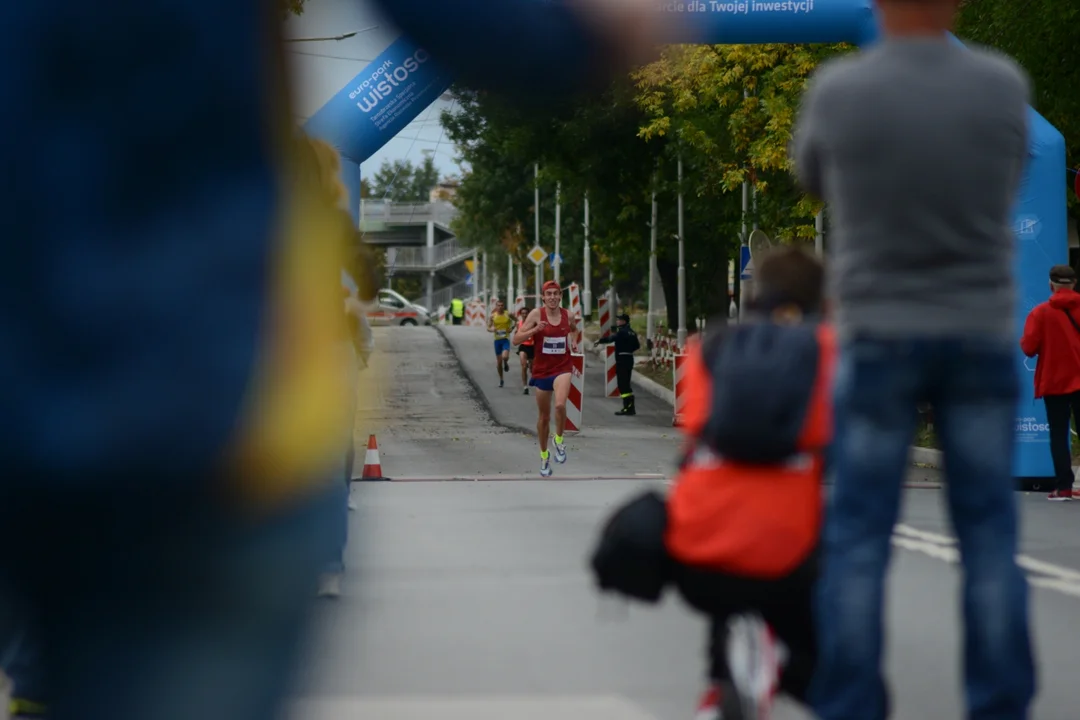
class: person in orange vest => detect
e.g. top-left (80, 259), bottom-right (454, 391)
top-left (589, 247), bottom-right (834, 720)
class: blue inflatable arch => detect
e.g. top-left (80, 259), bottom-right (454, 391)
top-left (305, 0), bottom-right (1067, 481)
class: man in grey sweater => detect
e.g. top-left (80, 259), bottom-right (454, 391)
top-left (791, 0), bottom-right (1035, 718)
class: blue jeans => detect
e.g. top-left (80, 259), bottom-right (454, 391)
top-left (810, 335), bottom-right (1036, 720)
top-left (321, 471), bottom-right (350, 576)
top-left (0, 485), bottom-right (327, 720)
top-left (324, 356), bottom-right (358, 576)
top-left (3, 621), bottom-right (46, 707)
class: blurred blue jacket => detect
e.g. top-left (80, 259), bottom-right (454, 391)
top-left (0, 0), bottom-right (603, 489)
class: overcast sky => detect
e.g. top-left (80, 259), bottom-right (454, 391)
top-left (285, 0), bottom-right (462, 180)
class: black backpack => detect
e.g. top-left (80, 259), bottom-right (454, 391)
top-left (701, 321), bottom-right (821, 464)
top-left (588, 489), bottom-right (670, 604)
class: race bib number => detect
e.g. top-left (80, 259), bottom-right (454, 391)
top-left (542, 336), bottom-right (567, 355)
top-left (495, 330), bottom-right (508, 339)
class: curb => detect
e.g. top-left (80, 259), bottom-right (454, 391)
top-left (634, 372), bottom-right (676, 407)
top-left (909, 446), bottom-right (943, 468)
top-left (387, 473), bottom-right (668, 483)
top-left (623, 354), bottom-right (945, 470)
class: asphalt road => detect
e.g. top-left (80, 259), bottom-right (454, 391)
top-left (5, 326), bottom-right (1075, 720)
top-left (289, 328), bottom-right (1080, 720)
top-left (284, 326), bottom-right (1080, 719)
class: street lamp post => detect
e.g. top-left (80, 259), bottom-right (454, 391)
top-left (647, 178), bottom-right (658, 340)
top-left (676, 154), bottom-right (687, 349)
top-left (554, 182), bottom-right (562, 286)
top-left (815, 209), bottom-right (825, 256)
top-left (507, 255), bottom-right (515, 308)
top-left (583, 193), bottom-right (591, 318)
top-left (534, 163), bottom-right (542, 302)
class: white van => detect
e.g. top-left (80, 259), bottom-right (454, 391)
top-left (367, 288), bottom-right (432, 327)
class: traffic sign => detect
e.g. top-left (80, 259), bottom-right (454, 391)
top-left (549, 253), bottom-right (563, 269)
top-left (465, 273), bottom-right (474, 287)
top-left (739, 245), bottom-right (753, 280)
top-left (527, 245), bottom-right (547, 265)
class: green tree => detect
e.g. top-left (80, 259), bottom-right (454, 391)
top-left (634, 43), bottom-right (850, 242)
top-left (442, 79), bottom-right (746, 326)
top-left (369, 156), bottom-right (440, 202)
top-left (955, 0), bottom-right (1079, 213)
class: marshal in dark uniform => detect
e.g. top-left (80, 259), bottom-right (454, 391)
top-left (597, 313), bottom-right (641, 416)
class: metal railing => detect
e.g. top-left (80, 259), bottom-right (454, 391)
top-left (421, 280), bottom-right (473, 310)
top-left (359, 200), bottom-right (458, 226)
top-left (387, 238), bottom-right (475, 272)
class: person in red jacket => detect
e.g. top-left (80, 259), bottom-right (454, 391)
top-left (1020, 264), bottom-right (1080, 500)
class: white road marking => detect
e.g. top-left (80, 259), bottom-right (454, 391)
top-left (893, 523), bottom-right (1080, 599)
top-left (289, 695), bottom-right (659, 720)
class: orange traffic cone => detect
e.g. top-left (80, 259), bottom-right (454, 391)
top-left (359, 434), bottom-right (389, 482)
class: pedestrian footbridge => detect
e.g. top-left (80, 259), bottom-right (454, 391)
top-left (358, 200), bottom-right (458, 247)
top-left (387, 237), bottom-right (476, 274)
top-left (356, 200), bottom-right (477, 310)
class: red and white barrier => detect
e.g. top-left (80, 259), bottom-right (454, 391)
top-left (650, 334), bottom-right (679, 369)
top-left (568, 283), bottom-right (583, 350)
top-left (566, 353), bottom-right (586, 433)
top-left (598, 295), bottom-right (611, 339)
top-left (604, 344), bottom-right (619, 398)
top-left (465, 301), bottom-right (487, 328)
top-left (673, 353), bottom-right (689, 427)
top-left (514, 295), bottom-right (525, 314)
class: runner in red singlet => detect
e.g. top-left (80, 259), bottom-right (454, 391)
top-left (514, 281), bottom-right (578, 477)
top-left (513, 306), bottom-right (535, 395)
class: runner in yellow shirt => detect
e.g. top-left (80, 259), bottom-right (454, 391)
top-left (487, 299), bottom-right (514, 388)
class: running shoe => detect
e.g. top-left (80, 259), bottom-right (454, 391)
top-left (523, 387), bottom-right (529, 395)
top-left (693, 682), bottom-right (746, 720)
top-left (499, 379), bottom-right (504, 388)
top-left (1048, 489), bottom-right (1072, 502)
top-left (693, 684), bottom-right (722, 720)
top-left (504, 360), bottom-right (510, 372)
top-left (553, 440), bottom-right (567, 464)
top-left (317, 573), bottom-right (343, 599)
top-left (540, 457), bottom-right (553, 477)
top-left (725, 613), bottom-right (781, 720)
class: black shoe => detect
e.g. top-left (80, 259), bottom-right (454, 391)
top-left (499, 379), bottom-right (504, 388)
top-left (504, 360), bottom-right (510, 372)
